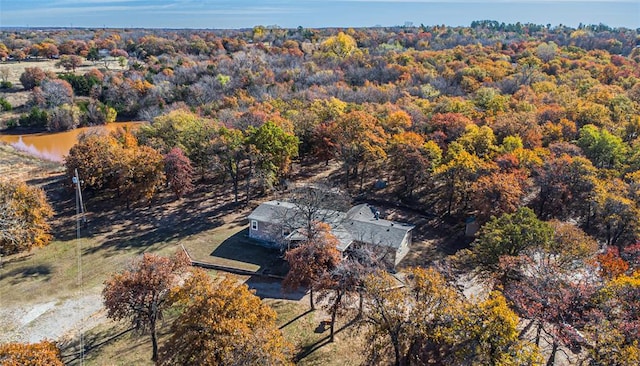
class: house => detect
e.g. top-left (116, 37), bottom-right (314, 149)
top-left (247, 200), bottom-right (414, 267)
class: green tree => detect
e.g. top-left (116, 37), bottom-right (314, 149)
top-left (246, 120), bottom-right (299, 190)
top-left (577, 124), bottom-right (627, 169)
top-left (467, 207), bottom-right (554, 275)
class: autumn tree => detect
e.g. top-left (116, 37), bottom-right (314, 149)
top-left (33, 79), bottom-right (74, 108)
top-left (434, 142), bottom-right (491, 216)
top-left (19, 67), bottom-right (47, 90)
top-left (212, 127), bottom-right (245, 204)
top-left (388, 132), bottom-right (441, 198)
top-left (318, 32), bottom-right (359, 59)
top-left (532, 154), bottom-right (597, 220)
top-left (329, 110), bottom-right (388, 190)
top-left (283, 222), bottom-right (342, 310)
top-left (361, 268), bottom-right (539, 366)
top-left (470, 171), bottom-right (526, 222)
top-left (0, 180), bottom-right (54, 256)
top-left (65, 130), bottom-right (165, 207)
top-left (56, 55), bottom-right (83, 72)
top-left (158, 269), bottom-right (292, 365)
top-left (138, 109), bottom-right (217, 179)
top-left (590, 178), bottom-right (640, 249)
top-left (102, 251), bottom-right (190, 362)
top-left (0, 341), bottom-right (64, 366)
top-left (163, 147), bottom-right (194, 199)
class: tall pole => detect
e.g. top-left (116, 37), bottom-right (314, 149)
top-left (73, 169), bottom-right (85, 365)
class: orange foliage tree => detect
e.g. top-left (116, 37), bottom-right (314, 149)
top-left (158, 269), bottom-right (292, 365)
top-left (0, 341), bottom-right (64, 366)
top-left (283, 222), bottom-right (342, 310)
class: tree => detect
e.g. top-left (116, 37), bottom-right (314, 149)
top-left (213, 127), bottom-right (245, 204)
top-left (164, 147), bottom-right (194, 199)
top-left (56, 55), bottom-right (83, 72)
top-left (283, 222), bottom-right (342, 310)
top-left (388, 133), bottom-right (441, 198)
top-left (329, 110), bottom-right (387, 190)
top-left (577, 124), bottom-right (627, 169)
top-left (47, 104), bottom-right (80, 131)
top-left (19, 67), bottom-right (46, 90)
top-left (0, 341), bottom-right (64, 366)
top-left (467, 207), bottom-right (554, 275)
top-left (470, 171), bottom-right (526, 222)
top-left (65, 130), bottom-right (165, 207)
top-left (0, 180), bottom-right (54, 256)
top-left (361, 268), bottom-right (539, 366)
top-left (33, 79), bottom-right (74, 108)
top-left (138, 109), bottom-right (217, 179)
top-left (102, 251), bottom-right (190, 362)
top-left (532, 154), bottom-right (597, 220)
top-left (434, 143), bottom-right (491, 216)
top-left (113, 141), bottom-right (166, 208)
top-left (246, 120), bottom-right (299, 190)
top-left (590, 178), bottom-right (640, 249)
top-left (502, 255), bottom-right (597, 366)
top-left (319, 32), bottom-right (359, 59)
top-left (158, 269), bottom-right (292, 365)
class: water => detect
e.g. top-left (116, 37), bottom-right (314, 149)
top-left (0, 122), bottom-right (144, 162)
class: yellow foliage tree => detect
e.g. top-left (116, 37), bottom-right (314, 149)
top-left (0, 180), bottom-right (54, 256)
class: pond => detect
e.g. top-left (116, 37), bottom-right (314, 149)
top-left (0, 122), bottom-right (145, 162)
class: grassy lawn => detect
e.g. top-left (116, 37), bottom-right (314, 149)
top-left (268, 299), bottom-right (367, 366)
top-left (181, 221), bottom-right (288, 276)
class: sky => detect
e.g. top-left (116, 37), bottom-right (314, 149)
top-left (0, 0), bottom-right (638, 29)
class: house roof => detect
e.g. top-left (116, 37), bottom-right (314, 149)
top-left (247, 200), bottom-right (297, 223)
top-left (345, 204), bottom-right (415, 250)
top-left (248, 201), bottom-right (414, 251)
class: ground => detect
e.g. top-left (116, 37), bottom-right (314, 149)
top-left (1, 145), bottom-right (450, 365)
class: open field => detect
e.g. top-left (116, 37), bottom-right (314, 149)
top-left (0, 58), bottom-right (126, 125)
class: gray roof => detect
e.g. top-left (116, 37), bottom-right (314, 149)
top-left (248, 201), bottom-right (414, 251)
top-left (247, 200), bottom-right (297, 223)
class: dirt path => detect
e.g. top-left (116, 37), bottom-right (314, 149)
top-left (0, 287), bottom-right (105, 344)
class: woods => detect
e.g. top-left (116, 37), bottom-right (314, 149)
top-left (1, 20), bottom-right (640, 366)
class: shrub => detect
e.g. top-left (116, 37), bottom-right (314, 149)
top-left (18, 107), bottom-right (49, 128)
top-left (0, 97), bottom-right (11, 112)
top-left (48, 104), bottom-right (80, 131)
top-left (0, 81), bottom-right (12, 89)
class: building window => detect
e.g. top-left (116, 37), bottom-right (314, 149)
top-left (251, 220), bottom-right (258, 231)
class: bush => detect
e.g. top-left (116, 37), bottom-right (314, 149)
top-left (6, 119), bottom-right (18, 128)
top-left (18, 107), bottom-right (50, 128)
top-left (59, 73), bottom-right (100, 96)
top-left (0, 97), bottom-right (11, 112)
top-left (82, 100), bottom-right (117, 125)
top-left (48, 104), bottom-right (80, 131)
top-left (0, 81), bottom-right (12, 89)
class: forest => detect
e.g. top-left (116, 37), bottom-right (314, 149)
top-left (1, 21), bottom-right (640, 365)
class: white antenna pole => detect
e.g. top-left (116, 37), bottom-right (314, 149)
top-left (73, 169), bottom-right (85, 365)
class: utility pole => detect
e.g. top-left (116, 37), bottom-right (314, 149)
top-left (73, 169), bottom-right (85, 365)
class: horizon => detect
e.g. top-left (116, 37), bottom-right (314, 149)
top-left (1, 1), bottom-right (638, 30)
